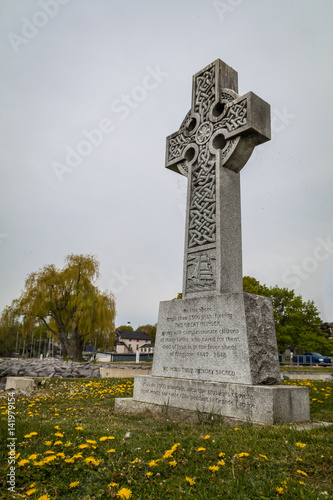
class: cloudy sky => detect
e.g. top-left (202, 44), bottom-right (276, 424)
top-left (1, 0), bottom-right (332, 329)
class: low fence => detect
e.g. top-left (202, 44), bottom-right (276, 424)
top-left (279, 354), bottom-right (333, 375)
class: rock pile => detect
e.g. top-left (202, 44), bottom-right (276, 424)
top-left (0, 358), bottom-right (100, 379)
top-left (0, 358), bottom-right (151, 380)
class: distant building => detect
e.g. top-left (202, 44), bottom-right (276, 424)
top-left (115, 330), bottom-right (154, 354)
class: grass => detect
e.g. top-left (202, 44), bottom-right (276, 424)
top-left (0, 378), bottom-right (332, 500)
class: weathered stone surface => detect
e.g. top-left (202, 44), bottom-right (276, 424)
top-left (152, 293), bottom-right (280, 385)
top-left (131, 375), bottom-right (310, 425)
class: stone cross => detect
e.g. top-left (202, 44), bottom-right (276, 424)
top-left (166, 59), bottom-right (270, 297)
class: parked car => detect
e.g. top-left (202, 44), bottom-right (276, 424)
top-left (293, 352), bottom-right (332, 366)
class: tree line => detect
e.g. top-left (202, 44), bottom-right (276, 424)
top-left (0, 254), bottom-right (331, 361)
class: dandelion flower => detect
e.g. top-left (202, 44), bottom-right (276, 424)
top-left (86, 439), bottom-right (97, 444)
top-left (30, 432), bottom-right (38, 436)
top-left (219, 452), bottom-right (225, 457)
top-left (18, 459), bottom-right (30, 466)
top-left (78, 444), bottom-right (89, 449)
top-left (296, 442), bottom-right (306, 448)
top-left (45, 441), bottom-right (52, 446)
top-left (197, 447), bottom-right (206, 452)
top-left (234, 427), bottom-right (239, 431)
top-left (218, 460), bottom-right (225, 466)
top-left (37, 495), bottom-right (50, 500)
top-left (163, 449), bottom-right (174, 459)
top-left (107, 449), bottom-right (116, 453)
top-left (169, 460), bottom-right (177, 467)
top-left (185, 476), bottom-right (196, 485)
top-left (108, 482), bottom-right (119, 487)
top-left (296, 458), bottom-right (303, 462)
top-left (65, 458), bottom-right (75, 463)
top-left (26, 489), bottom-right (36, 496)
top-left (54, 425), bottom-right (60, 430)
top-left (259, 454), bottom-right (268, 460)
top-left (276, 487), bottom-right (283, 494)
top-left (75, 426), bottom-right (83, 430)
top-left (297, 470), bottom-right (308, 476)
top-left (208, 465), bottom-right (219, 472)
top-left (29, 454), bottom-right (38, 460)
top-left (238, 452), bottom-right (249, 458)
top-left (54, 432), bottom-right (63, 438)
top-left (69, 481), bottom-right (79, 488)
top-left (146, 471), bottom-right (153, 476)
top-left (148, 460), bottom-right (158, 467)
top-left (204, 435), bottom-right (210, 440)
top-left (116, 487), bottom-right (132, 499)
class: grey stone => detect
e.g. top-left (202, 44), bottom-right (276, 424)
top-left (131, 376), bottom-right (310, 425)
top-left (120, 59), bottom-right (310, 425)
top-left (5, 377), bottom-right (35, 392)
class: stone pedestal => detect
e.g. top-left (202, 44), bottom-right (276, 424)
top-left (115, 294), bottom-right (310, 424)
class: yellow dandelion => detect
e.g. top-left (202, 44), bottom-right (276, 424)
top-left (108, 482), bottom-right (119, 487)
top-left (29, 454), bottom-right (38, 460)
top-left (69, 481), bottom-right (79, 488)
top-left (65, 458), bottom-right (75, 463)
top-left (204, 435), bottom-right (210, 439)
top-left (197, 447), bottom-right (206, 452)
top-left (259, 454), bottom-right (268, 460)
top-left (78, 444), bottom-right (89, 449)
top-left (238, 452), bottom-right (249, 458)
top-left (54, 440), bottom-right (63, 446)
top-left (45, 441), bottom-right (52, 446)
top-left (86, 439), bottom-right (97, 444)
top-left (296, 442), bottom-right (306, 448)
top-left (54, 432), bottom-right (63, 438)
top-left (219, 452), bottom-right (225, 457)
top-left (100, 435), bottom-right (115, 441)
top-left (116, 487), bottom-right (132, 499)
top-left (208, 465), bottom-right (219, 472)
top-left (296, 458), bottom-right (303, 462)
top-left (44, 451), bottom-right (55, 455)
top-left (18, 459), bottom-right (30, 466)
top-left (26, 488), bottom-right (36, 496)
top-left (276, 487), bottom-right (283, 494)
top-left (149, 460), bottom-right (158, 467)
top-left (185, 476), bottom-right (196, 485)
top-left (234, 427), bottom-right (239, 431)
top-left (54, 425), bottom-right (60, 430)
top-left (163, 449), bottom-right (174, 459)
top-left (75, 426), bottom-right (83, 430)
top-left (107, 449), bottom-right (116, 453)
top-left (218, 460), bottom-right (225, 466)
top-left (169, 460), bottom-right (177, 467)
top-left (299, 481), bottom-right (305, 485)
top-left (37, 495), bottom-right (50, 500)
top-left (297, 470), bottom-right (308, 476)
top-left (30, 432), bottom-right (38, 436)
top-left (146, 471), bottom-right (153, 476)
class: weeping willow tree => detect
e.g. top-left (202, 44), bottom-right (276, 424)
top-left (4, 254), bottom-right (116, 361)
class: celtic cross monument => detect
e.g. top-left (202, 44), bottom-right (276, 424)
top-left (115, 60), bottom-right (310, 424)
top-left (166, 59), bottom-right (270, 297)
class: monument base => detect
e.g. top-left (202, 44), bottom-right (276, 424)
top-left (115, 375), bottom-right (310, 425)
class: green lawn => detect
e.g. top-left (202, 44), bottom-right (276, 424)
top-left (0, 378), bottom-right (332, 500)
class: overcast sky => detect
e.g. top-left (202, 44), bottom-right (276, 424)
top-left (1, 0), bottom-right (332, 329)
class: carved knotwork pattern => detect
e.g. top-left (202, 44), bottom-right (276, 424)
top-left (194, 67), bottom-right (215, 120)
top-left (168, 133), bottom-right (191, 162)
top-left (218, 99), bottom-right (247, 132)
top-left (188, 145), bottom-right (216, 248)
